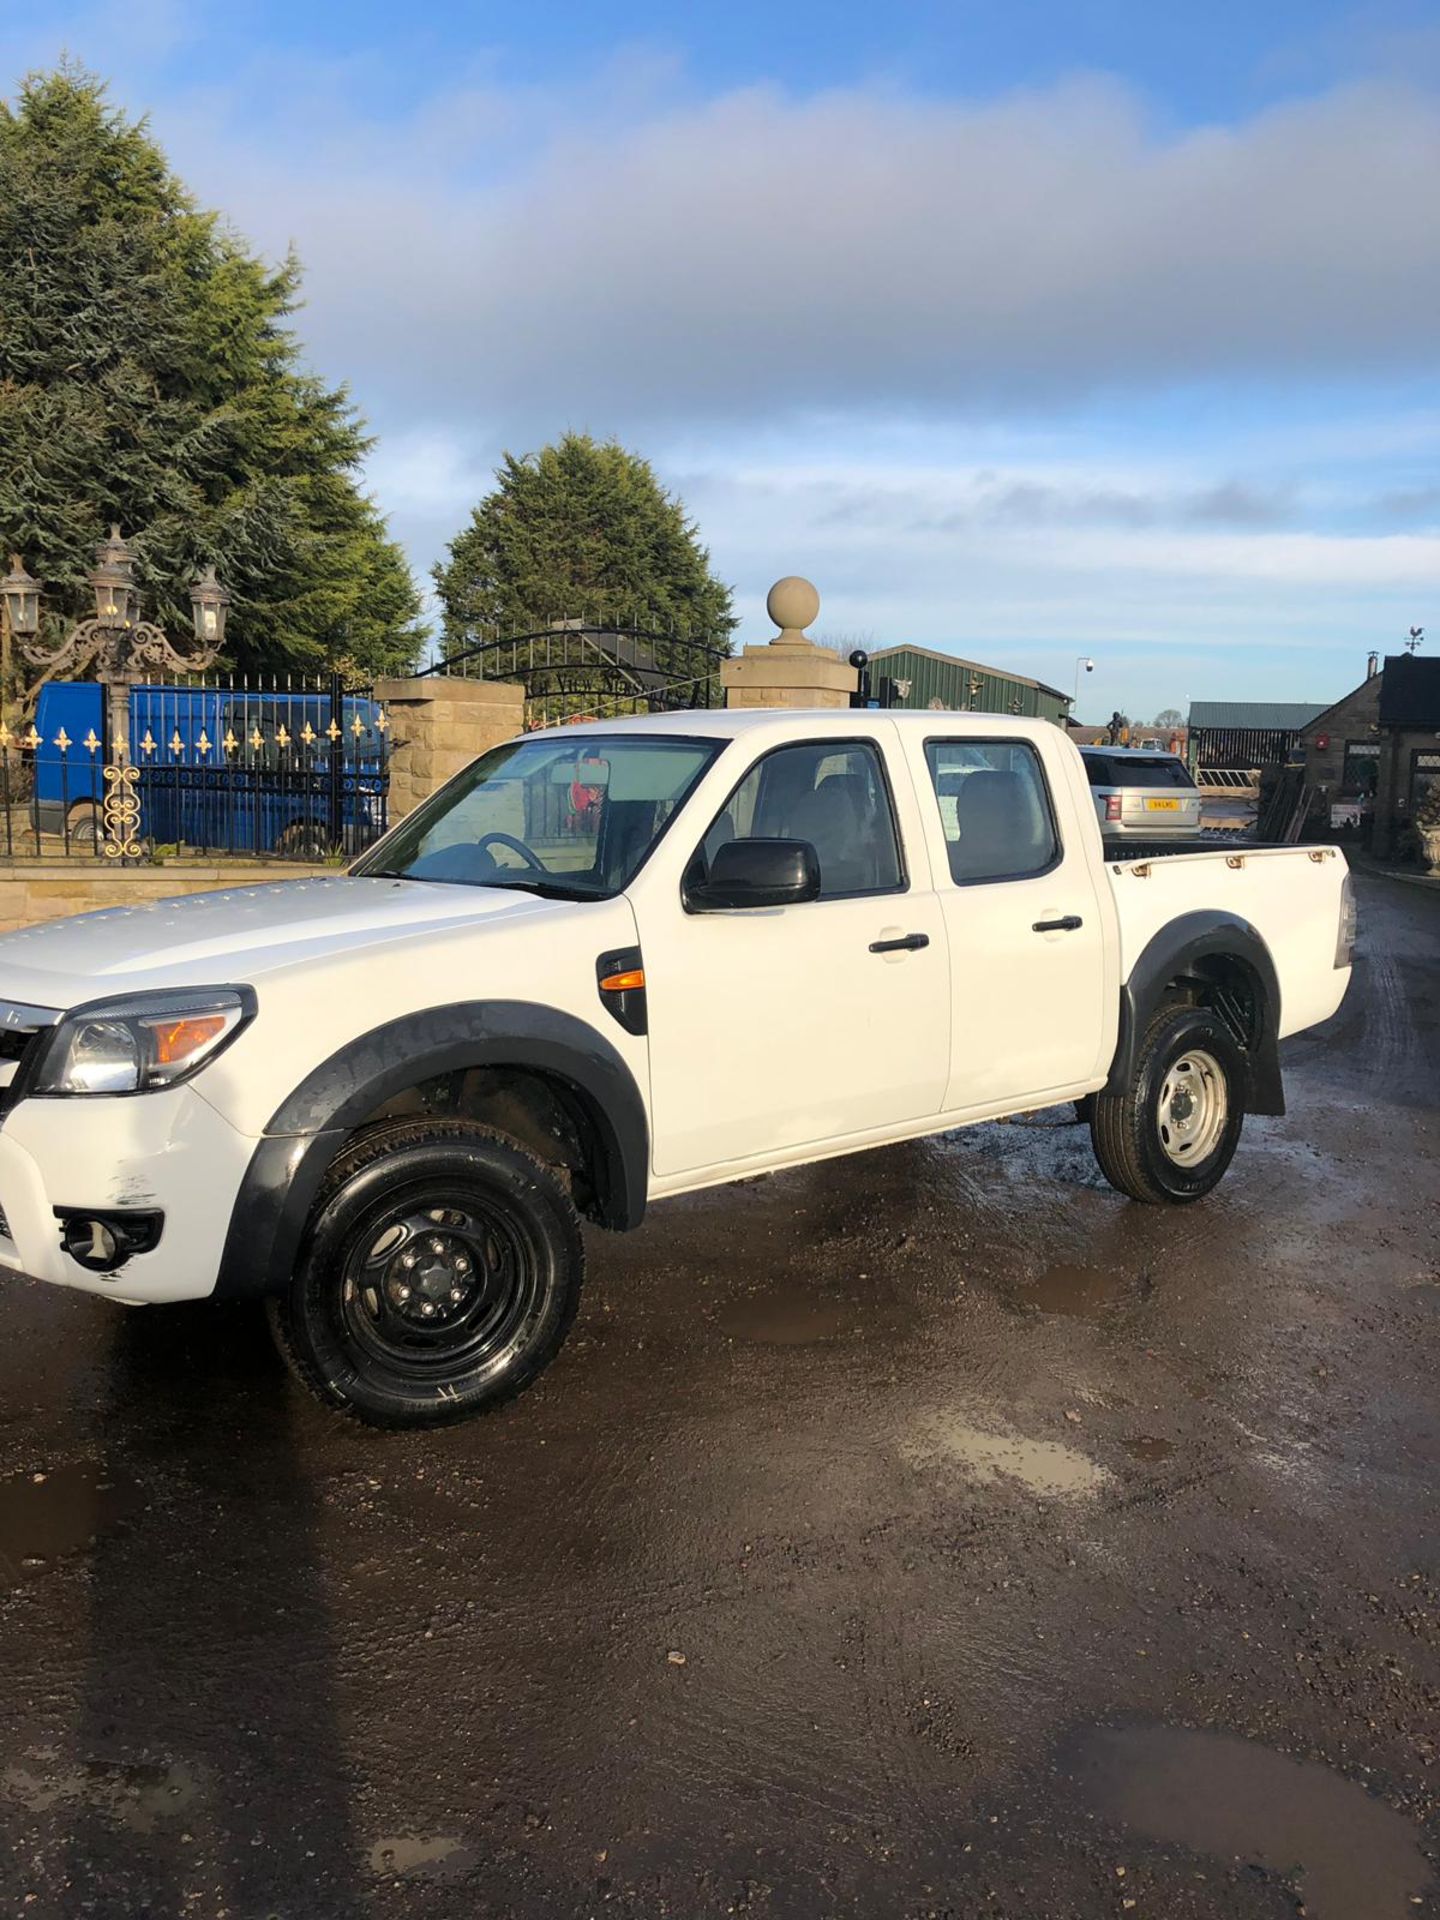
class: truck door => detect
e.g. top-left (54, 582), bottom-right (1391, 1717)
top-left (903, 733), bottom-right (1107, 1110)
top-left (640, 729), bottom-right (950, 1178)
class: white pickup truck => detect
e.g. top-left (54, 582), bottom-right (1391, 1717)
top-left (0, 710), bottom-right (1353, 1427)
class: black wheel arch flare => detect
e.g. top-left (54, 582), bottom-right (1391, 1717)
top-left (1106, 911), bottom-right (1285, 1116)
top-left (214, 1001), bottom-right (649, 1301)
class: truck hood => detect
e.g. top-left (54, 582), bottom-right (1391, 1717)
top-left (0, 876), bottom-right (557, 1010)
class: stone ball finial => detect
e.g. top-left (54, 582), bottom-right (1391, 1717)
top-left (766, 575), bottom-right (820, 642)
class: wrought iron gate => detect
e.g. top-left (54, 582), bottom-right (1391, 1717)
top-left (421, 620), bottom-right (730, 730)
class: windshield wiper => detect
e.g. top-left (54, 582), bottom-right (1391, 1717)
top-left (358, 868), bottom-right (594, 900)
top-left (480, 878), bottom-right (596, 901)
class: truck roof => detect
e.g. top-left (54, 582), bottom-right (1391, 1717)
top-left (526, 708), bottom-right (1068, 745)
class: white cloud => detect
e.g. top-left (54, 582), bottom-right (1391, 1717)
top-left (136, 70), bottom-right (1440, 432)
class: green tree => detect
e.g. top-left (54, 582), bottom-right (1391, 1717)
top-left (0, 66), bottom-right (424, 676)
top-left (433, 434), bottom-right (736, 654)
top-left (1153, 707), bottom-right (1183, 729)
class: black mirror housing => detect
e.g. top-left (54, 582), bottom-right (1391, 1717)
top-left (687, 838), bottom-right (821, 911)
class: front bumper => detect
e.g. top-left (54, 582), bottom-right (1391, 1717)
top-left (0, 1086), bottom-right (258, 1303)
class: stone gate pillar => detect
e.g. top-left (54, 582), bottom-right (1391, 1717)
top-left (720, 577), bottom-right (859, 709)
top-left (375, 674), bottom-right (525, 819)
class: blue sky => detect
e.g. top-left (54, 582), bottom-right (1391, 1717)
top-left (6, 0), bottom-right (1440, 720)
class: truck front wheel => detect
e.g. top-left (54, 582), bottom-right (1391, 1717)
top-left (1090, 1004), bottom-right (1245, 1204)
top-left (266, 1120), bottom-right (584, 1428)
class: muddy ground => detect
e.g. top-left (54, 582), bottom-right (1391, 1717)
top-left (0, 873), bottom-right (1435, 1920)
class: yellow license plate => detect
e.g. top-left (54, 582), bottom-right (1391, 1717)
top-left (1146, 797), bottom-right (1181, 810)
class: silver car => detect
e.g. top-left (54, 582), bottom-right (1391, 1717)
top-left (1080, 746), bottom-right (1202, 837)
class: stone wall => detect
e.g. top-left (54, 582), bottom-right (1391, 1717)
top-left (1300, 674), bottom-right (1382, 798)
top-left (0, 861), bottom-right (333, 937)
top-left (377, 675), bottom-right (525, 818)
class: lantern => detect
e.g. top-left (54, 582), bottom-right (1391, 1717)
top-left (189, 564), bottom-right (230, 646)
top-left (89, 525), bottom-right (141, 626)
top-left (1, 556), bottom-right (40, 638)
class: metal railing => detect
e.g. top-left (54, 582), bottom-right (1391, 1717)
top-left (1195, 767), bottom-right (1261, 791)
top-left (0, 673), bottom-right (390, 863)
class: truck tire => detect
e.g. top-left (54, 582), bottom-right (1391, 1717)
top-left (1090, 1003), bottom-right (1245, 1204)
top-left (266, 1119), bottom-right (584, 1429)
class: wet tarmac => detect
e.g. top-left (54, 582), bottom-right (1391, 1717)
top-left (0, 872), bottom-right (1435, 1918)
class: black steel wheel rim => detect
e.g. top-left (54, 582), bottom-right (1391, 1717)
top-left (336, 1177), bottom-right (543, 1381)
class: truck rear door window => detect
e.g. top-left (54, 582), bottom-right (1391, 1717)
top-left (925, 741), bottom-right (1059, 884)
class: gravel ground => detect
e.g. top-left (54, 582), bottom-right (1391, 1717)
top-left (0, 872), bottom-right (1435, 1920)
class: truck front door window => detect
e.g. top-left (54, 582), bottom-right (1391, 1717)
top-left (694, 740), bottom-right (903, 899)
top-left (925, 741), bottom-right (1058, 883)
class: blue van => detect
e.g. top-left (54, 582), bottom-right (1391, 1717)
top-left (31, 682), bottom-right (388, 855)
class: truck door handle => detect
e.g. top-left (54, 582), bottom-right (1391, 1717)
top-left (869, 933), bottom-right (930, 953)
top-left (1032, 915), bottom-right (1083, 933)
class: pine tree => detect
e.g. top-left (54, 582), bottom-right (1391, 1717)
top-left (0, 66), bottom-right (424, 675)
top-left (433, 434), bottom-right (735, 653)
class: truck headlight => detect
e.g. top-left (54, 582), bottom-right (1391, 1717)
top-left (29, 988), bottom-right (256, 1096)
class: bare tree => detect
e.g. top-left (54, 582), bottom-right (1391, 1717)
top-left (811, 629), bottom-right (878, 659)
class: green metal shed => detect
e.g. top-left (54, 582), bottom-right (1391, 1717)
top-left (866, 645), bottom-right (1068, 723)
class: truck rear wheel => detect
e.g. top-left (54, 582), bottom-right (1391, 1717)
top-left (1090, 1004), bottom-right (1245, 1204)
top-left (266, 1119), bottom-right (584, 1429)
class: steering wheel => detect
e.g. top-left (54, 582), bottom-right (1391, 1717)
top-left (475, 830), bottom-right (547, 874)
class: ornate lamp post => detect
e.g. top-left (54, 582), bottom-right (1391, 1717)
top-left (12, 527), bottom-right (227, 856)
top-left (24, 527), bottom-right (223, 696)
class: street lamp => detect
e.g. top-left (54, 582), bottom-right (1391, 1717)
top-left (189, 564), bottom-right (230, 646)
top-left (14, 527), bottom-right (227, 857)
top-left (1, 556), bottom-right (41, 639)
top-left (88, 525), bottom-right (141, 627)
top-left (1072, 655), bottom-right (1095, 712)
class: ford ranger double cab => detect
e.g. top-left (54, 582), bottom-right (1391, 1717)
top-left (0, 711), bottom-right (1354, 1428)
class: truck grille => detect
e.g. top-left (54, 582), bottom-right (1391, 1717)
top-left (0, 1000), bottom-right (61, 1115)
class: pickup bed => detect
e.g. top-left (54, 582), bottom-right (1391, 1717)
top-left (0, 710), bottom-right (1354, 1427)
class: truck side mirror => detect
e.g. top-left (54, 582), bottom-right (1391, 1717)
top-left (686, 838), bottom-right (821, 911)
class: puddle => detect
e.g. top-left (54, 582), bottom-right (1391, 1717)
top-left (719, 1297), bottom-right (857, 1345)
top-left (1018, 1263), bottom-right (1125, 1318)
top-left (368, 1835), bottom-right (479, 1880)
top-left (0, 1464), bottom-right (144, 1583)
top-left (1121, 1435), bottom-right (1175, 1463)
top-left (905, 1416), bottom-right (1109, 1497)
top-left (4, 1758), bottom-right (199, 1833)
top-left (1069, 1724), bottom-right (1431, 1919)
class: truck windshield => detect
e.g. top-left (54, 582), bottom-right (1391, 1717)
top-left (353, 734), bottom-right (723, 898)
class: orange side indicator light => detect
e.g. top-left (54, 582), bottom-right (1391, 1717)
top-left (599, 968), bottom-right (646, 994)
top-left (150, 1014), bottom-right (228, 1066)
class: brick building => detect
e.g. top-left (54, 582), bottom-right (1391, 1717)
top-left (1299, 654), bottom-right (1440, 856)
